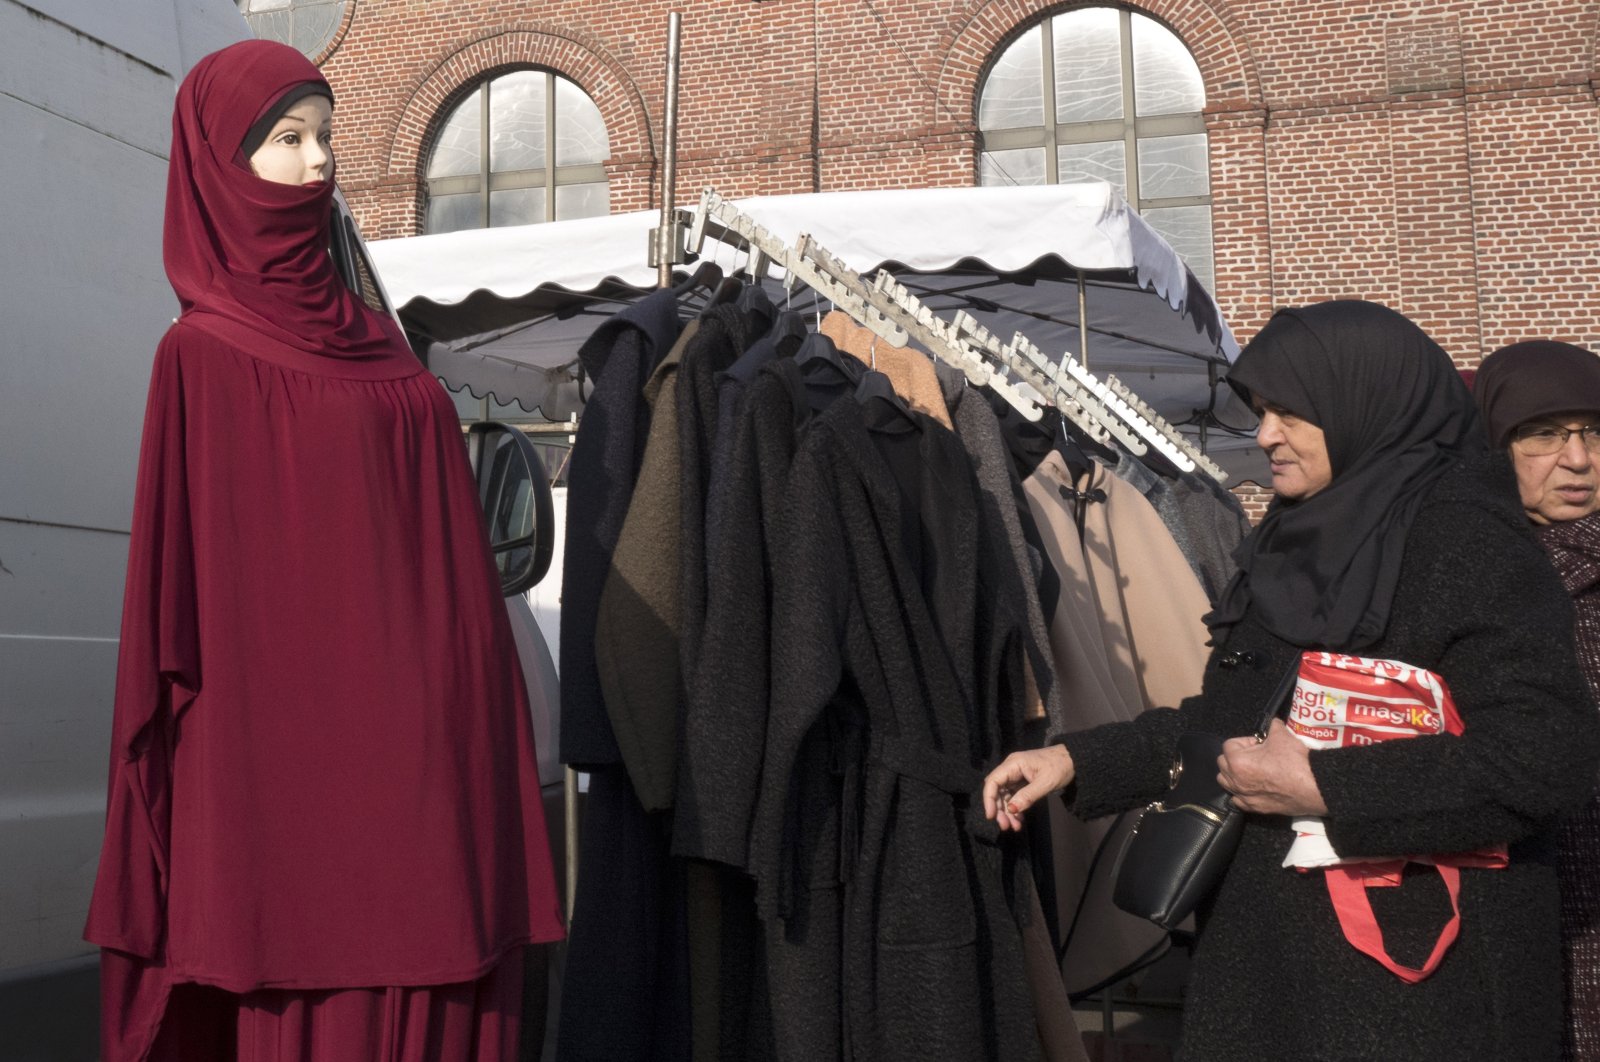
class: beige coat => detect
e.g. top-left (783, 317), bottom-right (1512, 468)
top-left (1023, 452), bottom-right (1211, 994)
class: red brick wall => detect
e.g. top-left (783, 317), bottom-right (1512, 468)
top-left (1230, 480), bottom-right (1274, 524)
top-left (319, 0), bottom-right (1600, 367)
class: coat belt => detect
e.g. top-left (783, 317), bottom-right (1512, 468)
top-left (871, 736), bottom-right (984, 796)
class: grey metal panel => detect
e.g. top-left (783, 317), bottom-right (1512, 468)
top-left (171, 0), bottom-right (254, 79)
top-left (0, 0), bottom-right (247, 979)
top-left (19, 0), bottom-right (244, 81)
top-left (0, 0), bottom-right (177, 155)
top-left (0, 523), bottom-right (122, 969)
top-left (0, 91), bottom-right (171, 531)
top-left (0, 522), bottom-right (130, 641)
top-left (0, 797), bottom-right (104, 970)
top-left (17, 0), bottom-right (176, 81)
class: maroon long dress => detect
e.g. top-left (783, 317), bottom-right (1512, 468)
top-left (1537, 511), bottom-right (1600, 1062)
top-left (84, 40), bottom-right (563, 1062)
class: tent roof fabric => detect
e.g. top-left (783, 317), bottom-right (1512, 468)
top-left (365, 185), bottom-right (1266, 480)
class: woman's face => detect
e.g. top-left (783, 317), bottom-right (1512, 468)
top-left (1510, 414), bottom-right (1600, 525)
top-left (248, 95), bottom-right (334, 186)
top-left (1254, 400), bottom-right (1333, 501)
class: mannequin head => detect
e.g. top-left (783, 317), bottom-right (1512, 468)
top-left (247, 93), bottom-right (334, 186)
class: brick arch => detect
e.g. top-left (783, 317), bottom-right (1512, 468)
top-left (935, 0), bottom-right (1262, 129)
top-left (1591, 7), bottom-right (1600, 98)
top-left (386, 26), bottom-right (655, 183)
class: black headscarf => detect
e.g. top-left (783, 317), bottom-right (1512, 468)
top-left (1474, 340), bottom-right (1600, 448)
top-left (1208, 300), bottom-right (1487, 649)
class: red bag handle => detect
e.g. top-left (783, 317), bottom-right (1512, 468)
top-left (1323, 864), bottom-right (1461, 983)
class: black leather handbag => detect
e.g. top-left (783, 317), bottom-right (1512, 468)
top-left (1110, 659), bottom-right (1302, 930)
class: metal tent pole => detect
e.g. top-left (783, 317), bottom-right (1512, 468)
top-left (568, 11), bottom-right (685, 927)
top-left (1077, 267), bottom-right (1090, 370)
top-left (654, 12), bottom-right (685, 289)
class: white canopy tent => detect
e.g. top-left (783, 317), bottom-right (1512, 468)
top-left (367, 185), bottom-right (1266, 481)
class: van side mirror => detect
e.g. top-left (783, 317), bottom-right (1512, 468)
top-left (467, 422), bottom-right (555, 597)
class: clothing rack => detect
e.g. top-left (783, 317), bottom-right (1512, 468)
top-left (688, 191), bottom-right (1115, 448)
top-left (685, 188), bottom-right (1228, 483)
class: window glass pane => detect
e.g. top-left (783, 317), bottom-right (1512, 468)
top-left (426, 191), bottom-right (482, 234)
top-left (1057, 141), bottom-right (1126, 197)
top-left (1142, 205), bottom-right (1214, 289)
top-left (979, 148), bottom-right (1046, 186)
top-left (491, 186), bottom-right (547, 227)
top-left (290, 2), bottom-right (344, 57)
top-left (555, 78), bottom-right (609, 165)
top-left (490, 71), bottom-right (548, 173)
top-left (1133, 15), bottom-right (1205, 116)
top-left (978, 25), bottom-right (1044, 131)
top-left (555, 182), bottom-right (611, 221)
top-left (1137, 133), bottom-right (1209, 199)
top-left (427, 87), bottom-right (483, 179)
top-left (1053, 9), bottom-right (1123, 124)
top-left (244, 10), bottom-right (291, 44)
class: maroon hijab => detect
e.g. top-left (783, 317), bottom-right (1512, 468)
top-left (166, 39), bottom-right (413, 373)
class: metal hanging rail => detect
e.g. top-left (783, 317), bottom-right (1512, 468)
top-left (687, 188), bottom-right (1228, 482)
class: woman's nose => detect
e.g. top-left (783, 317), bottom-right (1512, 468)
top-left (1561, 431), bottom-right (1594, 468)
top-left (1255, 412), bottom-right (1283, 449)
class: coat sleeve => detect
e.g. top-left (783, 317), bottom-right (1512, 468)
top-left (1056, 701), bottom-right (1192, 821)
top-left (1313, 503), bottom-right (1600, 859)
top-left (747, 439), bottom-right (853, 918)
top-left (84, 334), bottom-right (201, 959)
top-left (674, 381), bottom-right (796, 866)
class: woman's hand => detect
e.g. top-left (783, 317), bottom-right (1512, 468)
top-left (1217, 719), bottom-right (1329, 817)
top-left (983, 745), bottom-right (1075, 831)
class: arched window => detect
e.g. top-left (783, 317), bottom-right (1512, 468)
top-left (423, 69), bottom-right (610, 234)
top-left (235, 0), bottom-right (347, 59)
top-left (978, 7), bottom-right (1214, 286)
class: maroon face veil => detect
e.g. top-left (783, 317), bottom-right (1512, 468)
top-left (164, 38), bottom-right (413, 371)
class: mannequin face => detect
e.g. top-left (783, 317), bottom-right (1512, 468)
top-left (248, 95), bottom-right (334, 185)
top-left (1254, 400), bottom-right (1333, 501)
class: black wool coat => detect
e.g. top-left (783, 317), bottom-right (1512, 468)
top-left (559, 288), bottom-right (682, 767)
top-left (1066, 451), bottom-right (1600, 1062)
top-left (676, 362), bottom-right (810, 867)
top-left (750, 398), bottom-right (1040, 1062)
top-left (556, 291), bottom-right (692, 1062)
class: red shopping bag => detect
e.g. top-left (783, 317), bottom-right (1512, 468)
top-left (1284, 652), bottom-right (1507, 982)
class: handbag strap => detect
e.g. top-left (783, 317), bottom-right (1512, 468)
top-left (1252, 655), bottom-right (1304, 740)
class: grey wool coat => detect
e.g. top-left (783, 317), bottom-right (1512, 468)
top-left (749, 396), bottom-right (1041, 1062)
top-left (1065, 451), bottom-right (1600, 1062)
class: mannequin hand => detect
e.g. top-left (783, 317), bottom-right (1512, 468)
top-left (1217, 719), bottom-right (1328, 817)
top-left (983, 745), bottom-right (1074, 832)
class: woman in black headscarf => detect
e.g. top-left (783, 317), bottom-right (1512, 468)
top-left (983, 301), bottom-right (1599, 1061)
top-left (1475, 339), bottom-right (1600, 1062)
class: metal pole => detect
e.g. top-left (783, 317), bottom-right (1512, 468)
top-left (657, 12), bottom-right (683, 289)
top-left (564, 766), bottom-right (579, 925)
top-left (1077, 268), bottom-right (1090, 371)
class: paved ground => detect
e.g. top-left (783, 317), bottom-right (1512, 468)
top-left (1070, 938), bottom-right (1189, 1061)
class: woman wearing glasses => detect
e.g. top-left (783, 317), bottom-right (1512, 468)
top-left (1476, 341), bottom-right (1600, 1062)
top-left (982, 303), bottom-right (1599, 1061)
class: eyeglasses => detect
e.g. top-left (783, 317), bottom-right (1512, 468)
top-left (1512, 425), bottom-right (1600, 455)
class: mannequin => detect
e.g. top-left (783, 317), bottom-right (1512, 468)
top-left (84, 40), bottom-right (563, 1062)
